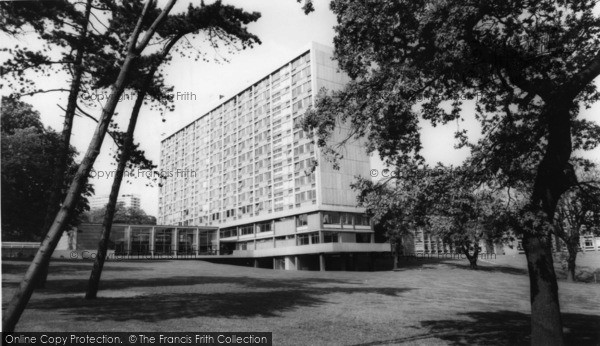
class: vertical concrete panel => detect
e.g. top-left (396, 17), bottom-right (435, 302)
top-left (319, 253), bottom-right (326, 271)
top-left (172, 228), bottom-right (179, 256)
top-left (150, 227), bottom-right (156, 256)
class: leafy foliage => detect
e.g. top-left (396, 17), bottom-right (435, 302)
top-left (1, 97), bottom-right (92, 241)
top-left (303, 0), bottom-right (600, 191)
top-left (555, 169), bottom-right (600, 239)
top-left (84, 204), bottom-right (156, 225)
top-left (426, 169), bottom-right (512, 267)
top-left (354, 163), bottom-right (512, 267)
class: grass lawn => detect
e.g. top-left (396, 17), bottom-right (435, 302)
top-left (2, 256), bottom-right (600, 345)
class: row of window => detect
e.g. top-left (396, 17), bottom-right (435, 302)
top-left (323, 212), bottom-right (370, 226)
top-left (297, 232), bottom-right (338, 245)
top-left (295, 190), bottom-right (317, 204)
top-left (292, 95), bottom-right (312, 113)
top-left (220, 221), bottom-right (273, 238)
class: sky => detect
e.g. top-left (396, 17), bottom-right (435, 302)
top-left (1, 0), bottom-right (598, 216)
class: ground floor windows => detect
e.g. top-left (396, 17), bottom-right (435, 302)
top-left (131, 228), bottom-right (151, 254)
top-left (155, 228), bottom-right (173, 254)
top-left (111, 227), bottom-right (126, 253)
top-left (179, 229), bottom-right (195, 254)
top-left (583, 237), bottom-right (594, 249)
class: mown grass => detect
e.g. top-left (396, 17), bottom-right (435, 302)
top-left (2, 256), bottom-right (599, 345)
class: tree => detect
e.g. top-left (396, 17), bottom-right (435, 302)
top-left (426, 170), bottom-right (509, 269)
top-left (1, 0), bottom-right (134, 289)
top-left (84, 0), bottom-right (261, 300)
top-left (85, 205), bottom-right (156, 225)
top-left (1, 97), bottom-right (92, 241)
top-left (2, 0), bottom-right (178, 332)
top-left (302, 1), bottom-right (600, 343)
top-left (554, 169), bottom-right (600, 282)
top-left (353, 164), bottom-right (436, 269)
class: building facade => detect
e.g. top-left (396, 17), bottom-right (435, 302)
top-left (89, 193), bottom-right (141, 210)
top-left (157, 42), bottom-right (389, 269)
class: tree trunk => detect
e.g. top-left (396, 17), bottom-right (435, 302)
top-left (523, 98), bottom-right (575, 346)
top-left (463, 244), bottom-right (478, 269)
top-left (84, 99), bottom-right (140, 299)
top-left (392, 240), bottom-right (401, 270)
top-left (471, 242), bottom-right (479, 269)
top-left (523, 233), bottom-right (563, 345)
top-left (36, 0), bottom-right (92, 289)
top-left (0, 0), bottom-right (174, 331)
top-left (565, 241), bottom-right (578, 282)
top-left (86, 35), bottom-right (182, 299)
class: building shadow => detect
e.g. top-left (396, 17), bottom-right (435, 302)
top-left (27, 286), bottom-right (413, 322)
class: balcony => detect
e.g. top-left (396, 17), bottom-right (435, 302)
top-left (231, 242), bottom-right (389, 258)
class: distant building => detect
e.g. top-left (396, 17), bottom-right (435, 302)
top-left (89, 193), bottom-right (141, 210)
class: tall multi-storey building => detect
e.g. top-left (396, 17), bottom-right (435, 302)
top-left (89, 193), bottom-right (141, 210)
top-left (158, 42), bottom-right (389, 270)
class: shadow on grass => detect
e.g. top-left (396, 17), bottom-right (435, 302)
top-left (27, 286), bottom-right (413, 322)
top-left (392, 257), bottom-right (457, 272)
top-left (355, 310), bottom-right (599, 345)
top-left (13, 273), bottom-right (370, 294)
top-left (442, 262), bottom-right (528, 276)
top-left (1, 262), bottom-right (150, 276)
top-left (392, 257), bottom-right (527, 275)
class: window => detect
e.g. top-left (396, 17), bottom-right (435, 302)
top-left (341, 213), bottom-right (353, 225)
top-left (293, 130), bottom-right (305, 141)
top-left (297, 234), bottom-right (309, 245)
top-left (296, 214), bottom-right (308, 227)
top-left (310, 233), bottom-right (319, 244)
top-left (356, 233), bottom-right (371, 243)
top-left (295, 192), bottom-right (306, 204)
top-left (257, 222), bottom-right (272, 233)
top-left (323, 212), bottom-right (340, 224)
top-left (240, 225), bottom-right (254, 236)
top-left (356, 214), bottom-right (370, 226)
top-left (323, 232), bottom-right (339, 243)
top-left (220, 227), bottom-right (237, 238)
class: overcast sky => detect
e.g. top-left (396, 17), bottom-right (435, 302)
top-left (2, 0), bottom-right (598, 216)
